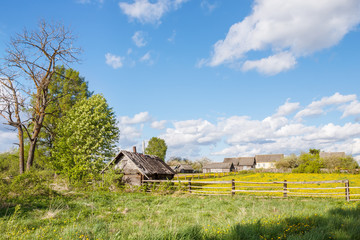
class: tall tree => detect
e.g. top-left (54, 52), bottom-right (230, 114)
top-left (145, 137), bottom-right (167, 161)
top-left (2, 20), bottom-right (81, 171)
top-left (38, 66), bottom-right (91, 151)
top-left (51, 94), bottom-right (119, 181)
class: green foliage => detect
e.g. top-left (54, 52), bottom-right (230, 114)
top-left (37, 66), bottom-right (92, 150)
top-left (275, 154), bottom-right (299, 170)
top-left (0, 150), bottom-right (19, 176)
top-left (7, 171), bottom-right (54, 198)
top-left (323, 155), bottom-right (359, 171)
top-left (293, 153), bottom-right (324, 173)
top-left (309, 149), bottom-right (320, 156)
top-left (51, 94), bottom-right (120, 182)
top-left (145, 137), bottom-right (167, 161)
top-left (101, 169), bottom-right (124, 191)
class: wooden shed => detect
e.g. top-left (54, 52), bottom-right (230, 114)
top-left (102, 149), bottom-right (175, 186)
top-left (255, 154), bottom-right (284, 169)
top-left (172, 164), bottom-right (194, 173)
top-left (202, 162), bottom-right (235, 173)
top-left (224, 157), bottom-right (255, 171)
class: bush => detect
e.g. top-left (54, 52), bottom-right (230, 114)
top-left (8, 171), bottom-right (54, 198)
top-left (293, 153), bottom-right (323, 173)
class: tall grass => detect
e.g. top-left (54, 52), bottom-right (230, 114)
top-left (1, 190), bottom-right (359, 239)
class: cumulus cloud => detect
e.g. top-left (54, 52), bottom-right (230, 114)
top-left (204, 0), bottom-right (360, 74)
top-left (119, 0), bottom-right (188, 24)
top-left (274, 99), bottom-right (301, 117)
top-left (119, 111), bottom-right (151, 125)
top-left (341, 100), bottom-right (360, 118)
top-left (242, 51), bottom-right (297, 75)
top-left (132, 31), bottom-right (147, 47)
top-left (105, 53), bottom-right (124, 69)
top-left (151, 120), bottom-right (167, 130)
top-left (295, 92), bottom-right (356, 120)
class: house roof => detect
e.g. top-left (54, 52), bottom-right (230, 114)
top-left (203, 162), bottom-right (234, 169)
top-left (320, 152), bottom-right (346, 159)
top-left (178, 164), bottom-right (194, 171)
top-left (255, 154), bottom-right (284, 163)
top-left (101, 150), bottom-right (175, 176)
top-left (224, 157), bottom-right (255, 166)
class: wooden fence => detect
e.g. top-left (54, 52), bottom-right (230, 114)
top-left (142, 179), bottom-right (360, 202)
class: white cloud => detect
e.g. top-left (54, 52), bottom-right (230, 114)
top-left (341, 100), bottom-right (360, 118)
top-left (205, 0), bottom-right (360, 74)
top-left (119, 111), bottom-right (151, 125)
top-left (139, 51), bottom-right (154, 65)
top-left (151, 120), bottom-right (167, 130)
top-left (295, 92), bottom-right (356, 120)
top-left (242, 51), bottom-right (297, 75)
top-left (201, 0), bottom-right (218, 13)
top-left (105, 53), bottom-right (124, 69)
top-left (0, 129), bottom-right (17, 152)
top-left (274, 99), bottom-right (300, 117)
top-left (119, 0), bottom-right (188, 24)
top-left (132, 31), bottom-right (147, 47)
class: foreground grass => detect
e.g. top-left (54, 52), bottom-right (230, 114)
top-left (1, 191), bottom-right (360, 239)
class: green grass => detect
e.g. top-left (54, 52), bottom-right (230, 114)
top-left (1, 190), bottom-right (360, 239)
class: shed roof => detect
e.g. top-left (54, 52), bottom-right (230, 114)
top-left (203, 162), bottom-right (234, 169)
top-left (320, 152), bottom-right (346, 159)
top-left (178, 164), bottom-right (194, 171)
top-left (102, 150), bottom-right (175, 176)
top-left (255, 154), bottom-right (284, 163)
top-left (224, 157), bottom-right (255, 166)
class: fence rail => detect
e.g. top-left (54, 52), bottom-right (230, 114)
top-left (142, 179), bottom-right (356, 201)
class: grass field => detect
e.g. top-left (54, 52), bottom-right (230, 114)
top-left (1, 190), bottom-right (360, 240)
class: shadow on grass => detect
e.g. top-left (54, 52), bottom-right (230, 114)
top-left (157, 205), bottom-right (360, 240)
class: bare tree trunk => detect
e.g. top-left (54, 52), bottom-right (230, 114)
top-left (26, 114), bottom-right (44, 170)
top-left (18, 126), bottom-right (25, 174)
top-left (26, 139), bottom-right (37, 170)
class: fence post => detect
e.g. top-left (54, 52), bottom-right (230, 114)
top-left (345, 180), bottom-right (350, 202)
top-left (188, 179), bottom-right (192, 194)
top-left (232, 179), bottom-right (235, 196)
top-left (283, 180), bottom-right (287, 198)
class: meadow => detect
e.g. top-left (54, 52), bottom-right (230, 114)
top-left (2, 172), bottom-right (360, 239)
top-left (1, 185), bottom-right (360, 239)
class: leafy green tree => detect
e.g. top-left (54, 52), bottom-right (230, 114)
top-left (51, 94), bottom-right (119, 181)
top-left (37, 66), bottom-right (92, 151)
top-left (145, 137), bottom-right (167, 161)
top-left (293, 152), bottom-right (324, 173)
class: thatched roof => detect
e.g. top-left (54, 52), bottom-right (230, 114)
top-left (203, 162), bottom-right (234, 169)
top-left (101, 150), bottom-right (175, 176)
top-left (255, 154), bottom-right (284, 163)
top-left (224, 157), bottom-right (255, 166)
top-left (320, 152), bottom-right (346, 159)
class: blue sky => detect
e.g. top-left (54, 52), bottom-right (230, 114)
top-left (1, 0), bottom-right (360, 161)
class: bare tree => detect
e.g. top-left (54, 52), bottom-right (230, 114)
top-left (0, 69), bottom-right (27, 173)
top-left (1, 20), bottom-right (81, 171)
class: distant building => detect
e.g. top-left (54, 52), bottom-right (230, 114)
top-left (320, 152), bottom-right (346, 159)
top-left (101, 147), bottom-right (175, 186)
top-left (202, 162), bottom-right (235, 173)
top-left (172, 164), bottom-right (194, 173)
top-left (224, 157), bottom-right (255, 171)
top-left (255, 154), bottom-right (284, 169)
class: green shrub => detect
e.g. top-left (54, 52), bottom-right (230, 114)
top-left (8, 171), bottom-right (54, 198)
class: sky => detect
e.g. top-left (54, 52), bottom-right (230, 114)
top-left (1, 0), bottom-right (360, 162)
